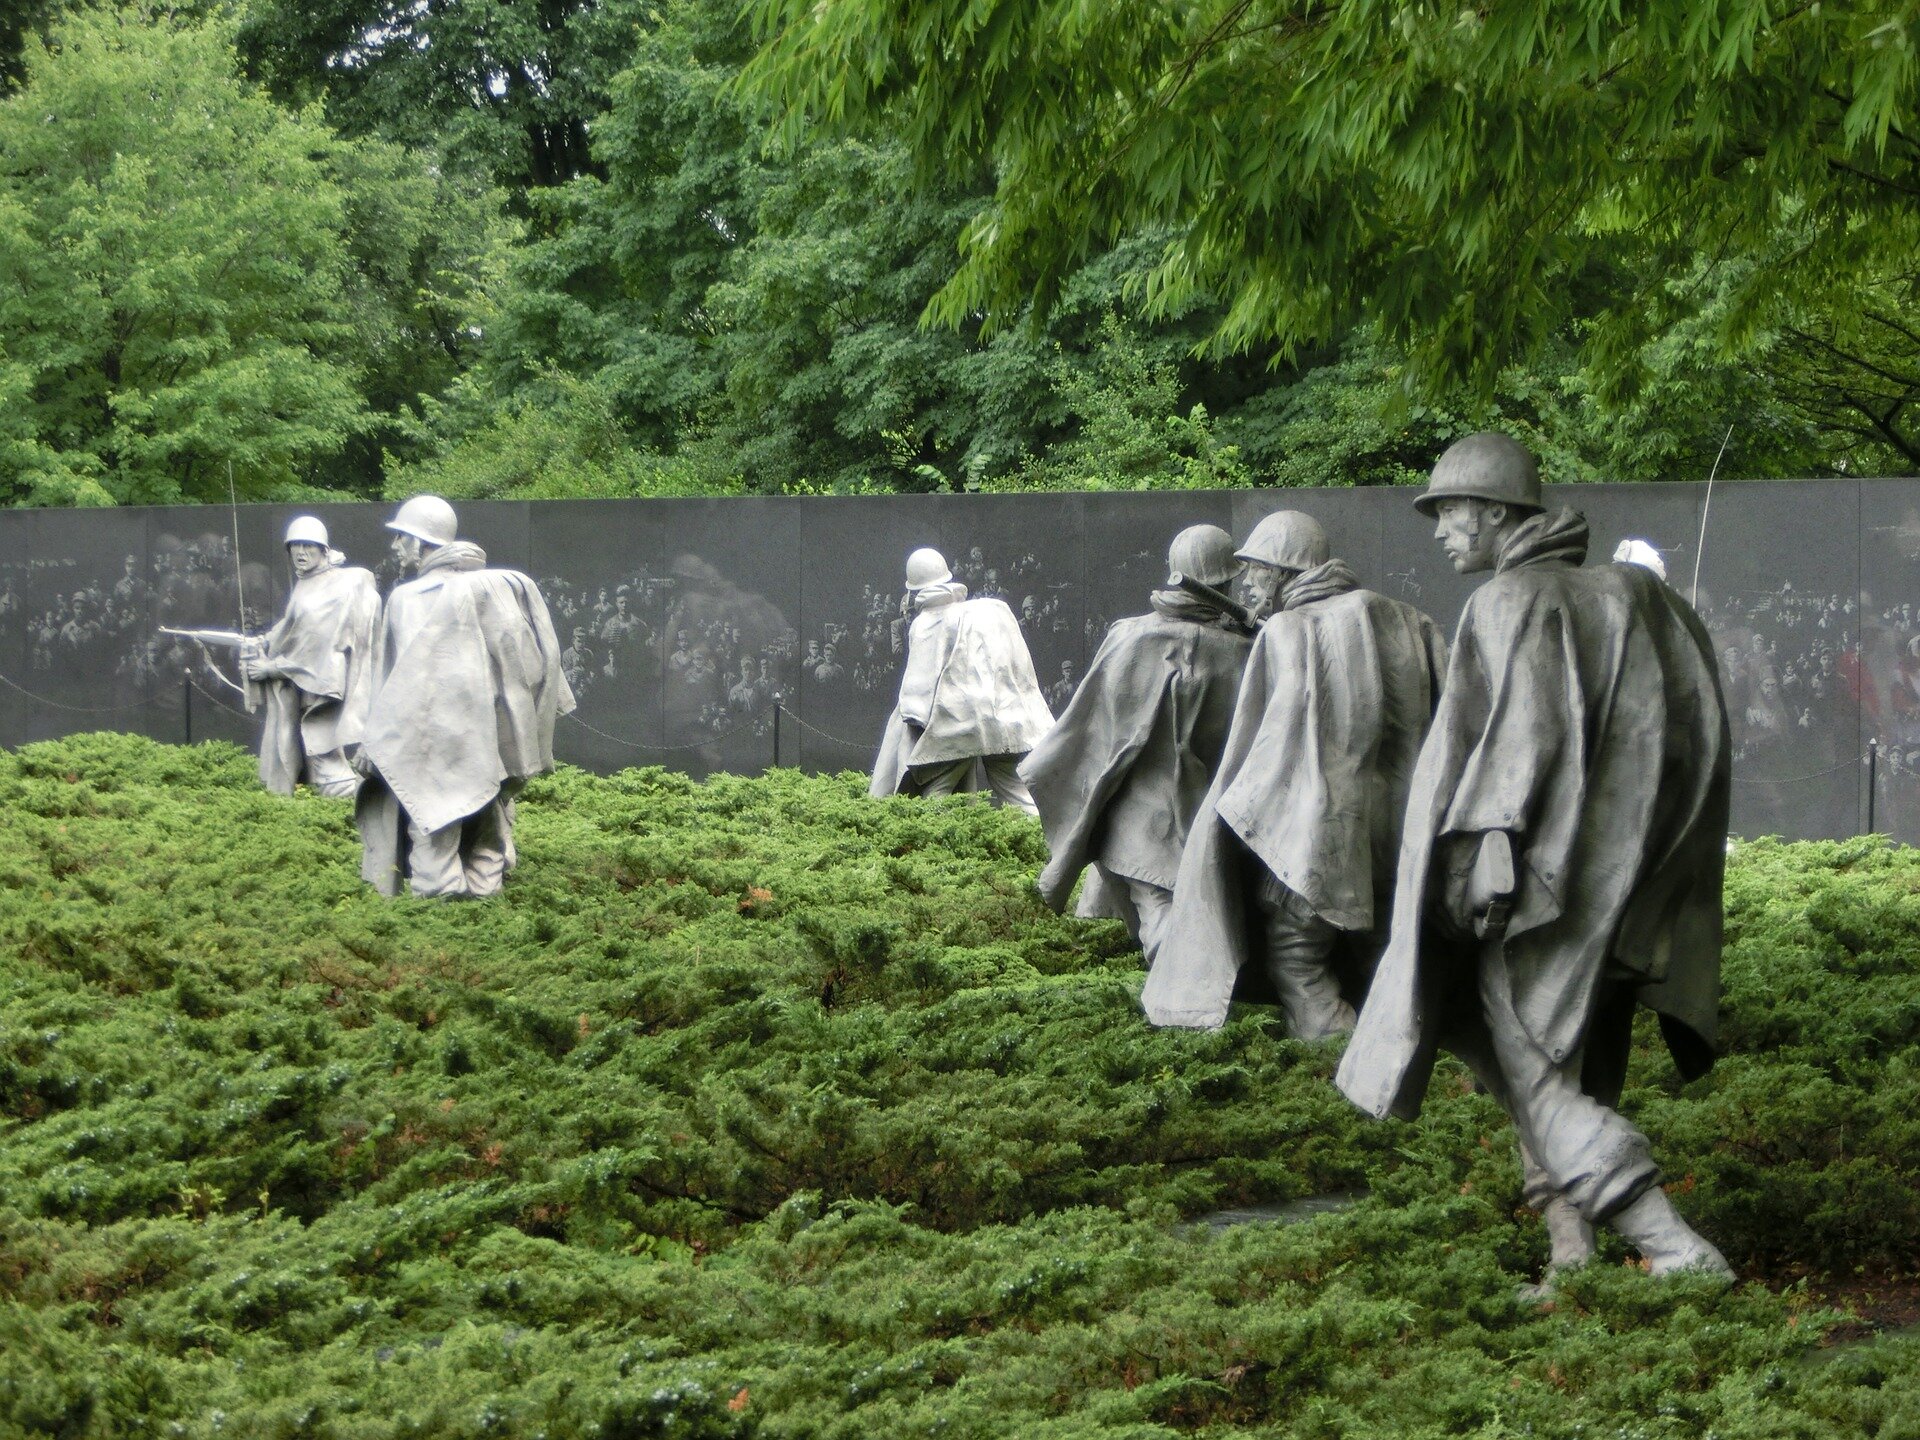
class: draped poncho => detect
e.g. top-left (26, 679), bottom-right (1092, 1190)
top-left (1336, 510), bottom-right (1730, 1120)
top-left (1142, 562), bottom-right (1447, 1029)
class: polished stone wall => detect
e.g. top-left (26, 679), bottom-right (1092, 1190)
top-left (2, 481), bottom-right (1913, 842)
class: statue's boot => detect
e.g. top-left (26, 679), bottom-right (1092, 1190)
top-left (1516, 1196), bottom-right (1595, 1303)
top-left (1609, 1188), bottom-right (1734, 1280)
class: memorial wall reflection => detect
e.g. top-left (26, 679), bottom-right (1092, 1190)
top-left (1, 482), bottom-right (1913, 843)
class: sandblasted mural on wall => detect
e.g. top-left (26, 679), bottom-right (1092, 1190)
top-left (0, 482), bottom-right (1913, 841)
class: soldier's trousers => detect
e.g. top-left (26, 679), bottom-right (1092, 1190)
top-left (406, 789), bottom-right (519, 899)
top-left (1465, 948), bottom-right (1659, 1224)
top-left (911, 753), bottom-right (1039, 815)
top-left (304, 748), bottom-right (359, 798)
top-left (1090, 865), bottom-right (1174, 966)
top-left (1254, 872), bottom-right (1355, 1040)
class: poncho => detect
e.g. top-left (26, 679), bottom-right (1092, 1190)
top-left (1335, 510), bottom-right (1730, 1121)
top-left (1021, 592), bottom-right (1252, 906)
top-left (870, 588), bottom-right (1054, 796)
top-left (1141, 561), bottom-right (1448, 1029)
top-left (256, 563), bottom-right (381, 795)
top-left (358, 542), bottom-right (575, 835)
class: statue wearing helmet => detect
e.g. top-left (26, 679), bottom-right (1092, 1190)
top-left (236, 515), bottom-right (381, 797)
top-left (1338, 432), bottom-right (1736, 1292)
top-left (355, 496), bottom-right (576, 898)
top-left (1143, 512), bottom-right (1448, 1045)
top-left (1020, 525), bottom-right (1254, 963)
top-left (869, 547), bottom-right (1052, 812)
top-left (1235, 510), bottom-right (1332, 621)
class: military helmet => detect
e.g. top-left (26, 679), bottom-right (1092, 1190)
top-left (284, 515), bottom-right (329, 549)
top-left (1236, 511), bottom-right (1329, 573)
top-left (385, 494), bottom-right (458, 547)
top-left (1165, 524), bottom-right (1241, 587)
top-left (903, 547), bottom-right (953, 592)
top-left (1414, 432), bottom-right (1542, 516)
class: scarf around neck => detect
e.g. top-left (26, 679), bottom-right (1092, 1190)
top-left (1280, 558), bottom-right (1360, 612)
top-left (1495, 508), bottom-right (1589, 573)
top-left (418, 540), bottom-right (488, 575)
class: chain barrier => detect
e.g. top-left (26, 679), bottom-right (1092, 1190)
top-left (1731, 755), bottom-right (1870, 785)
top-left (771, 703), bottom-right (875, 753)
top-left (185, 672), bottom-right (255, 720)
top-left (562, 709), bottom-right (764, 753)
top-left (0, 667), bottom-right (156, 715)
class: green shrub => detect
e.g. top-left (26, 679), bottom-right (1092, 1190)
top-left (2, 735), bottom-right (1917, 1437)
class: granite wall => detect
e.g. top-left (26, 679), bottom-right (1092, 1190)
top-left (2, 481), bottom-right (1913, 842)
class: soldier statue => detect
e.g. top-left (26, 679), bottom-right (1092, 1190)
top-left (1336, 433), bottom-right (1735, 1288)
top-left (355, 496), bottom-right (575, 898)
top-left (870, 547), bottom-right (1053, 813)
top-left (1142, 512), bottom-right (1448, 1036)
top-left (238, 516), bottom-right (381, 797)
top-left (1021, 525), bottom-right (1254, 964)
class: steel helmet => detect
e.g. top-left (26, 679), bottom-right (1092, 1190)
top-left (1236, 511), bottom-right (1329, 572)
top-left (386, 494), bottom-right (458, 547)
top-left (1414, 432), bottom-right (1542, 516)
top-left (904, 547), bottom-right (953, 591)
top-left (1613, 538), bottom-right (1668, 580)
top-left (1166, 524), bottom-right (1241, 587)
top-left (284, 515), bottom-right (329, 549)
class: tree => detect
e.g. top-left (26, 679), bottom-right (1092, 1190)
top-left (0, 0), bottom-right (56, 95)
top-left (741, 0), bottom-right (1920, 414)
top-left (0, 7), bottom-right (507, 507)
top-left (448, 0), bottom-right (1295, 493)
top-left (235, 0), bottom-right (651, 197)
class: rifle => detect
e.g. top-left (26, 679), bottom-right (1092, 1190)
top-left (159, 626), bottom-right (258, 651)
top-left (158, 627), bottom-right (265, 710)
top-left (1167, 571), bottom-right (1258, 635)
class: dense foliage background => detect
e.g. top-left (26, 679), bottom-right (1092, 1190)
top-left (2, 733), bottom-right (1917, 1436)
top-left (6, 2), bottom-right (1920, 505)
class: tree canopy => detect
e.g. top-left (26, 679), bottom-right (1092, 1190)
top-left (743, 0), bottom-right (1920, 439)
top-left (5, 0), bottom-right (1920, 504)
top-left (0, 8), bottom-right (504, 506)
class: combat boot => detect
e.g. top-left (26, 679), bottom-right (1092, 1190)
top-left (1610, 1188), bottom-right (1734, 1280)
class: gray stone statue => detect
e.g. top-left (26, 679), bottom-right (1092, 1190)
top-left (355, 496), bottom-right (576, 898)
top-left (236, 516), bottom-right (380, 797)
top-left (1020, 525), bottom-right (1254, 964)
top-left (870, 547), bottom-right (1052, 813)
top-left (1141, 512), bottom-right (1448, 1036)
top-left (1335, 433), bottom-right (1734, 1287)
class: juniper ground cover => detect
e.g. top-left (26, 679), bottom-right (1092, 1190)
top-left (2, 734), bottom-right (1917, 1438)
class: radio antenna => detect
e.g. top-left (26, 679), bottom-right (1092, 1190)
top-left (1690, 423), bottom-right (1734, 608)
top-left (227, 457), bottom-right (247, 630)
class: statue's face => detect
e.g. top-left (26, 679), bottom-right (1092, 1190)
top-left (288, 542), bottom-right (326, 577)
top-left (390, 531), bottom-right (425, 573)
top-left (1242, 562), bottom-right (1289, 620)
top-left (1433, 498), bottom-right (1504, 574)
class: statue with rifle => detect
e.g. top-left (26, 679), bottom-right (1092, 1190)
top-left (163, 516), bottom-right (380, 796)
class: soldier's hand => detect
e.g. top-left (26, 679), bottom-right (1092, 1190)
top-left (239, 650), bottom-right (273, 681)
top-left (1464, 831), bottom-right (1516, 917)
top-left (1435, 834), bottom-right (1485, 940)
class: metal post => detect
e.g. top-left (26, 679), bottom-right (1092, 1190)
top-left (1867, 738), bottom-right (1878, 835)
top-left (182, 668), bottom-right (192, 744)
top-left (772, 695), bottom-right (782, 771)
